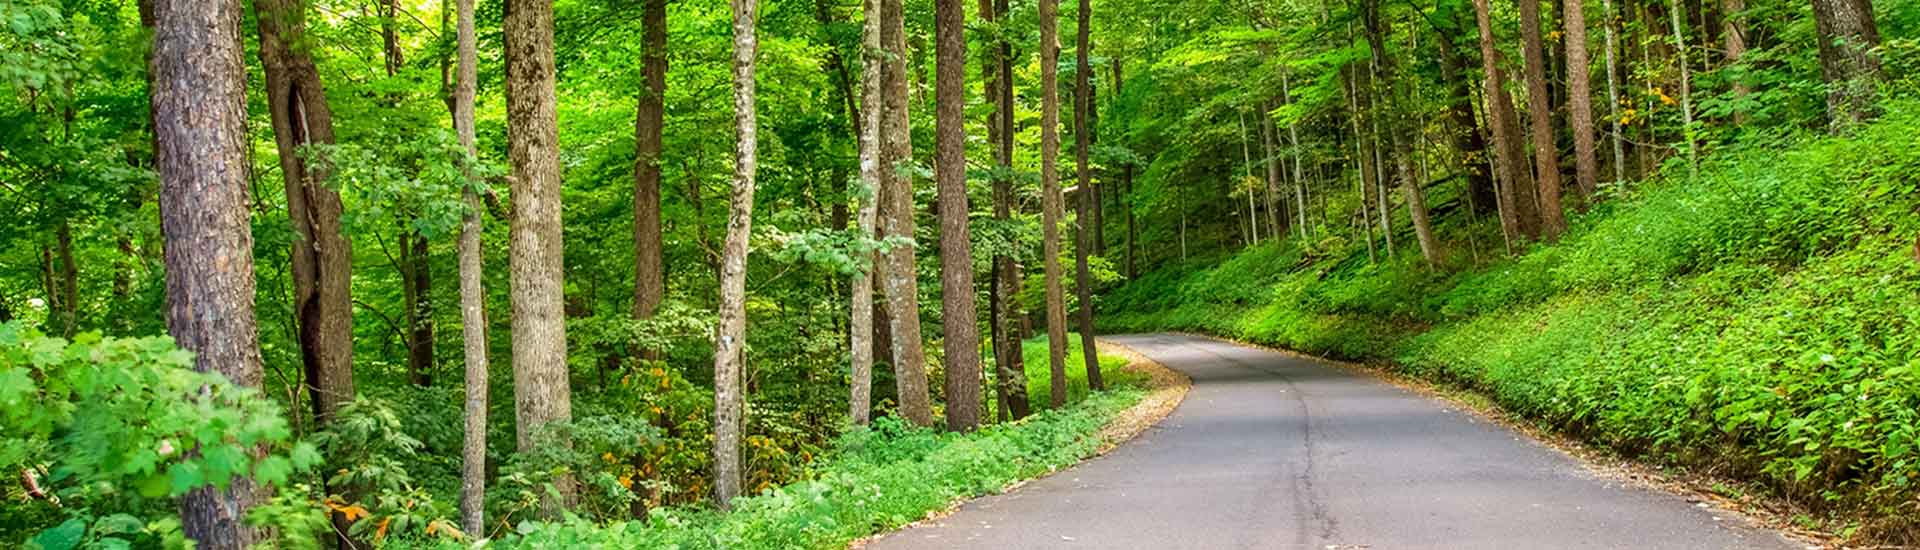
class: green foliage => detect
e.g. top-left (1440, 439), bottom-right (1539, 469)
top-left (0, 322), bottom-right (318, 546)
top-left (1104, 103), bottom-right (1920, 536)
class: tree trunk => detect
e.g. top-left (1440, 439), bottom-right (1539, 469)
top-left (1564, 0), bottom-right (1600, 198)
top-left (1602, 0), bottom-right (1626, 183)
top-left (933, 0), bottom-right (981, 431)
top-left (1811, 0), bottom-right (1881, 132)
top-left (1669, 0), bottom-right (1700, 175)
top-left (1071, 0), bottom-right (1103, 392)
top-left (1474, 0), bottom-right (1542, 243)
top-left (1261, 101), bottom-right (1283, 237)
top-left (1519, 0), bottom-right (1567, 239)
top-left (876, 0), bottom-right (934, 426)
top-left (1360, 0), bottom-right (1440, 265)
top-left (1283, 71), bottom-right (1308, 239)
top-left (54, 222), bottom-right (78, 337)
top-left (983, 0), bottom-right (1030, 422)
top-left (150, 0), bottom-right (266, 544)
top-left (1434, 15), bottom-right (1498, 215)
top-left (254, 0), bottom-right (356, 423)
top-left (1722, 0), bottom-right (1748, 123)
top-left (450, 0), bottom-right (488, 534)
top-left (850, 0), bottom-right (886, 427)
top-left (1038, 0), bottom-right (1070, 408)
top-left (405, 235), bottom-right (433, 386)
top-left (633, 0), bottom-right (667, 335)
top-left (712, 0), bottom-right (759, 509)
top-left (504, 0), bottom-right (575, 510)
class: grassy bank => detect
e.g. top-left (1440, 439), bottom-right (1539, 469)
top-left (395, 342), bottom-right (1143, 549)
top-left (1103, 103), bottom-right (1920, 542)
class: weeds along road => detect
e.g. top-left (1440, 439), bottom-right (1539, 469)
top-left (862, 333), bottom-right (1797, 550)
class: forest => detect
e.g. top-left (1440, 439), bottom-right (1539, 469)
top-left (1, 0), bottom-right (1917, 545)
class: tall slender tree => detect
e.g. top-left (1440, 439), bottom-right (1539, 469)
top-left (934, 0), bottom-right (982, 431)
top-left (504, 0), bottom-right (575, 510)
top-left (1564, 0), bottom-right (1600, 198)
top-left (875, 0), bottom-right (934, 426)
top-left (1072, 0), bottom-right (1103, 392)
top-left (450, 0), bottom-right (488, 533)
top-left (1474, 0), bottom-right (1542, 243)
top-left (1038, 0), bottom-right (1070, 408)
top-left (849, 0), bottom-right (884, 426)
top-left (633, 0), bottom-right (668, 336)
top-left (1519, 0), bottom-right (1567, 239)
top-left (985, 0), bottom-right (1031, 421)
top-left (150, 0), bottom-right (265, 545)
top-left (713, 0), bottom-right (759, 508)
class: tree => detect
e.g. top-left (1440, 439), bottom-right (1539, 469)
top-left (935, 0), bottom-right (982, 431)
top-left (1474, 0), bottom-right (1542, 243)
top-left (712, 0), bottom-right (759, 509)
top-left (1038, 0), bottom-right (1070, 408)
top-left (1811, 0), bottom-right (1882, 131)
top-left (451, 0), bottom-right (489, 533)
top-left (984, 0), bottom-right (1031, 421)
top-left (504, 0), bottom-right (575, 509)
top-left (1071, 0), bottom-right (1103, 392)
top-left (850, 0), bottom-right (885, 426)
top-left (253, 0), bottom-right (356, 425)
top-left (634, 0), bottom-right (667, 331)
top-left (1564, 0), bottom-right (1600, 198)
top-left (150, 0), bottom-right (265, 545)
top-left (1518, 0), bottom-right (1567, 239)
top-left (875, 0), bottom-right (934, 426)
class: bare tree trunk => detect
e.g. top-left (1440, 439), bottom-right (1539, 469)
top-left (1602, 0), bottom-right (1626, 183)
top-left (1722, 0), bottom-right (1748, 123)
top-left (983, 0), bottom-right (1031, 421)
top-left (633, 0), bottom-right (667, 332)
top-left (1811, 0), bottom-right (1881, 132)
top-left (1564, 0), bottom-right (1600, 198)
top-left (1519, 0), bottom-right (1568, 239)
top-left (1038, 0), bottom-right (1070, 408)
top-left (1341, 63), bottom-right (1377, 264)
top-left (405, 235), bottom-right (434, 386)
top-left (1474, 0), bottom-right (1542, 243)
top-left (1668, 0), bottom-right (1699, 176)
top-left (1072, 0), bottom-right (1103, 392)
top-left (712, 0), bottom-right (758, 509)
top-left (151, 0), bottom-right (265, 544)
top-left (876, 0), bottom-right (933, 426)
top-left (450, 0), bottom-right (488, 534)
top-left (934, 0), bottom-right (982, 431)
top-left (1434, 16), bottom-right (1498, 215)
top-left (504, 0), bottom-right (574, 511)
top-left (850, 0), bottom-right (885, 427)
top-left (1239, 112), bottom-right (1257, 247)
top-left (1282, 71), bottom-right (1308, 239)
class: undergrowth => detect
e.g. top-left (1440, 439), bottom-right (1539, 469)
top-left (1102, 101), bottom-right (1920, 542)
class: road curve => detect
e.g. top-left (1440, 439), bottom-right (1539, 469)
top-left (861, 333), bottom-right (1797, 550)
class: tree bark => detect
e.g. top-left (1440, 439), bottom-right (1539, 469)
top-left (1564, 0), bottom-right (1600, 199)
top-left (1474, 0), bottom-right (1542, 243)
top-left (1519, 0), bottom-right (1567, 239)
top-left (712, 0), bottom-right (759, 509)
top-left (1602, 0), bottom-right (1626, 183)
top-left (451, 0), bottom-right (488, 534)
top-left (1038, 0), bottom-right (1070, 408)
top-left (986, 0), bottom-right (1031, 421)
top-left (1722, 0), bottom-right (1748, 123)
top-left (254, 0), bottom-right (356, 423)
top-left (54, 223), bottom-right (78, 337)
top-left (634, 0), bottom-right (667, 331)
top-left (405, 235), bottom-right (433, 386)
top-left (850, 0), bottom-right (886, 427)
top-left (1072, 0), bottom-right (1103, 392)
top-left (1434, 14), bottom-right (1498, 215)
top-left (1669, 0), bottom-right (1699, 176)
top-left (1811, 0), bottom-right (1881, 132)
top-left (932, 0), bottom-right (982, 431)
top-left (150, 0), bottom-right (266, 544)
top-left (504, 0), bottom-right (575, 510)
top-left (875, 0), bottom-right (934, 426)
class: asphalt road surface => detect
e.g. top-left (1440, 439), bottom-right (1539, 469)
top-left (861, 333), bottom-right (1798, 550)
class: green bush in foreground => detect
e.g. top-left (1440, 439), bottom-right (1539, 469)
top-left (1103, 102), bottom-right (1920, 539)
top-left (391, 358), bottom-right (1142, 549)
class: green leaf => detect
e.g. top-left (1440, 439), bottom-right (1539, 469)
top-left (27, 517), bottom-right (85, 550)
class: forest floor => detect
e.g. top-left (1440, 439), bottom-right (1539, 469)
top-left (861, 333), bottom-right (1804, 550)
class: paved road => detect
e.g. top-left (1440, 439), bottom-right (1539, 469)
top-left (862, 333), bottom-right (1798, 550)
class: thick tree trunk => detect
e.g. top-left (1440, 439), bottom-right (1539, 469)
top-left (254, 0), bottom-right (356, 423)
top-left (1811, 0), bottom-right (1881, 132)
top-left (150, 0), bottom-right (266, 545)
top-left (712, 0), bottom-right (759, 509)
top-left (1564, 0), bottom-right (1600, 198)
top-left (1474, 0), bottom-right (1542, 243)
top-left (876, 0), bottom-right (934, 426)
top-left (504, 0), bottom-right (575, 510)
top-left (634, 0), bottom-right (666, 332)
top-left (450, 0), bottom-right (488, 534)
top-left (987, 0), bottom-right (1031, 420)
top-left (1519, 0), bottom-right (1568, 239)
top-left (1038, 0), bottom-right (1070, 408)
top-left (1072, 0), bottom-right (1103, 392)
top-left (934, 0), bottom-right (982, 431)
